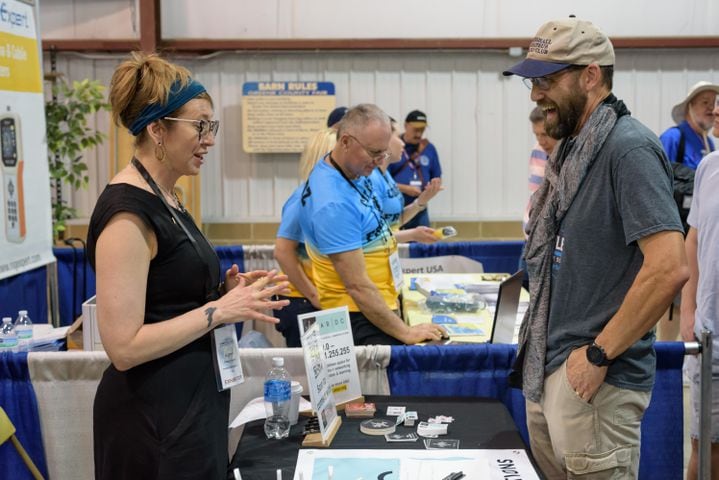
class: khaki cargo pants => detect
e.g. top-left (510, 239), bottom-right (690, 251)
top-left (526, 359), bottom-right (651, 479)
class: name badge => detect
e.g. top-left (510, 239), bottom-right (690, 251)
top-left (682, 194), bottom-right (693, 210)
top-left (211, 324), bottom-right (244, 391)
top-left (409, 180), bottom-right (422, 188)
top-left (389, 251), bottom-right (404, 293)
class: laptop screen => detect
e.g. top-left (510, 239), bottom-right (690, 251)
top-left (489, 270), bottom-right (524, 344)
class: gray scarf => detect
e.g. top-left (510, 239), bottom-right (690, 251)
top-left (518, 100), bottom-right (623, 403)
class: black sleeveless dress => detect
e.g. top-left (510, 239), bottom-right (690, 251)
top-left (87, 183), bottom-right (229, 480)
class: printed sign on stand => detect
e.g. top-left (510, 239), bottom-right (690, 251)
top-left (298, 306), bottom-right (361, 406)
top-left (299, 316), bottom-right (338, 444)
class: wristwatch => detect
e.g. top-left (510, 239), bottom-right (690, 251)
top-left (586, 342), bottom-right (612, 367)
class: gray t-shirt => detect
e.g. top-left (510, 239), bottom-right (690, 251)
top-left (687, 152), bottom-right (719, 369)
top-left (545, 115), bottom-right (684, 392)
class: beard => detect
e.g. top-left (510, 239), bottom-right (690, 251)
top-left (542, 88), bottom-right (588, 140)
top-left (691, 111), bottom-right (714, 131)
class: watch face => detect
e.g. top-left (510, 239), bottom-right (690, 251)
top-left (587, 345), bottom-right (606, 365)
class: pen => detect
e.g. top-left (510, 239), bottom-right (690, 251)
top-left (441, 472), bottom-right (465, 480)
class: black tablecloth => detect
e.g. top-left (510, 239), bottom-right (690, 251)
top-left (229, 395), bottom-right (530, 480)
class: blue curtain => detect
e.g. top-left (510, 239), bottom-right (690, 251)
top-left (0, 353), bottom-right (48, 480)
top-left (639, 341), bottom-right (685, 480)
top-left (0, 267), bottom-right (47, 325)
top-left (215, 246), bottom-right (246, 337)
top-left (52, 245), bottom-right (246, 327)
top-left (387, 343), bottom-right (685, 478)
top-left (408, 241), bottom-right (525, 273)
top-left (215, 245), bottom-right (246, 275)
top-left (387, 344), bottom-right (528, 445)
top-left (54, 247), bottom-right (96, 326)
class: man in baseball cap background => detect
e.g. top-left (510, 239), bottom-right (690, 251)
top-left (505, 16), bottom-right (688, 479)
top-left (388, 109), bottom-right (443, 229)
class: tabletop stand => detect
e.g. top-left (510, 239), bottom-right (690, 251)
top-left (302, 416), bottom-right (342, 448)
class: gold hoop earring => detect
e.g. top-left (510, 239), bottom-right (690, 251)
top-left (154, 142), bottom-right (165, 162)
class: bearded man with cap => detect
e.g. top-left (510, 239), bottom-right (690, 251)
top-left (504, 16), bottom-right (688, 479)
top-left (388, 109), bottom-right (443, 229)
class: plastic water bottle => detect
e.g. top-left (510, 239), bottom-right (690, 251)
top-left (0, 317), bottom-right (18, 353)
top-left (14, 310), bottom-right (33, 352)
top-left (263, 357), bottom-right (291, 439)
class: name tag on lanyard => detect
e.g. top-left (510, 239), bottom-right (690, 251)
top-left (389, 250), bottom-right (404, 293)
top-left (211, 324), bottom-right (244, 391)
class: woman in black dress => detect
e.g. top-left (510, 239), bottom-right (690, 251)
top-left (87, 52), bottom-right (289, 480)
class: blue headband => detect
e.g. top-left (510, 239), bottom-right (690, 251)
top-left (129, 78), bottom-right (207, 136)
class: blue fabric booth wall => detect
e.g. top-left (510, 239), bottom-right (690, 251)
top-left (0, 266), bottom-right (47, 324)
top-left (409, 241), bottom-right (525, 273)
top-left (13, 242), bottom-right (526, 326)
top-left (0, 352), bottom-right (49, 480)
top-left (387, 342), bottom-right (685, 480)
top-left (54, 245), bottom-right (247, 326)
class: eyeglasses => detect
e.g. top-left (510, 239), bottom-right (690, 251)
top-left (163, 117), bottom-right (220, 140)
top-left (346, 134), bottom-right (390, 161)
top-left (522, 66), bottom-right (585, 91)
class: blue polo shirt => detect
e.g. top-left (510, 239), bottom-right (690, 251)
top-left (388, 140), bottom-right (442, 207)
top-left (659, 120), bottom-right (715, 169)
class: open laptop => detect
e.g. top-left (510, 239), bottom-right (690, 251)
top-left (430, 270), bottom-right (524, 345)
top-left (488, 269), bottom-right (524, 344)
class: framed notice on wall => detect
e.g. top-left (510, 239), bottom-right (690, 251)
top-left (241, 81), bottom-right (335, 153)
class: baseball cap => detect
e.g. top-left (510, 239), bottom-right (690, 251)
top-left (670, 81), bottom-right (719, 124)
top-left (503, 16), bottom-right (615, 78)
top-left (405, 110), bottom-right (428, 127)
top-left (327, 106), bottom-right (348, 127)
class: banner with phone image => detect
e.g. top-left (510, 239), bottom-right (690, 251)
top-left (0, 0), bottom-right (54, 280)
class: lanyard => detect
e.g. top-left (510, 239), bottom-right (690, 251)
top-left (132, 157), bottom-right (221, 302)
top-left (328, 154), bottom-right (378, 207)
top-left (327, 154), bottom-right (393, 249)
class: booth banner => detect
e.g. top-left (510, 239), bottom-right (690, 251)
top-left (241, 81), bottom-right (335, 153)
top-left (0, 0), bottom-right (54, 280)
top-left (399, 255), bottom-right (485, 275)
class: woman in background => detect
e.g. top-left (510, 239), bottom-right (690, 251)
top-left (87, 52), bottom-right (288, 479)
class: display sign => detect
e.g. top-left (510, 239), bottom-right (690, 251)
top-left (299, 315), bottom-right (339, 444)
top-left (298, 306), bottom-right (361, 406)
top-left (0, 0), bottom-right (54, 280)
top-left (241, 81), bottom-right (335, 153)
top-left (294, 448), bottom-right (541, 479)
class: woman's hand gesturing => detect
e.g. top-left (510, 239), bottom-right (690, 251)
top-left (215, 270), bottom-right (289, 325)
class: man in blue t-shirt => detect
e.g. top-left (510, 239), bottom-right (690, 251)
top-left (659, 81), bottom-right (718, 169)
top-left (298, 103), bottom-right (444, 346)
top-left (388, 110), bottom-right (442, 229)
top-left (659, 81), bottom-right (719, 234)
